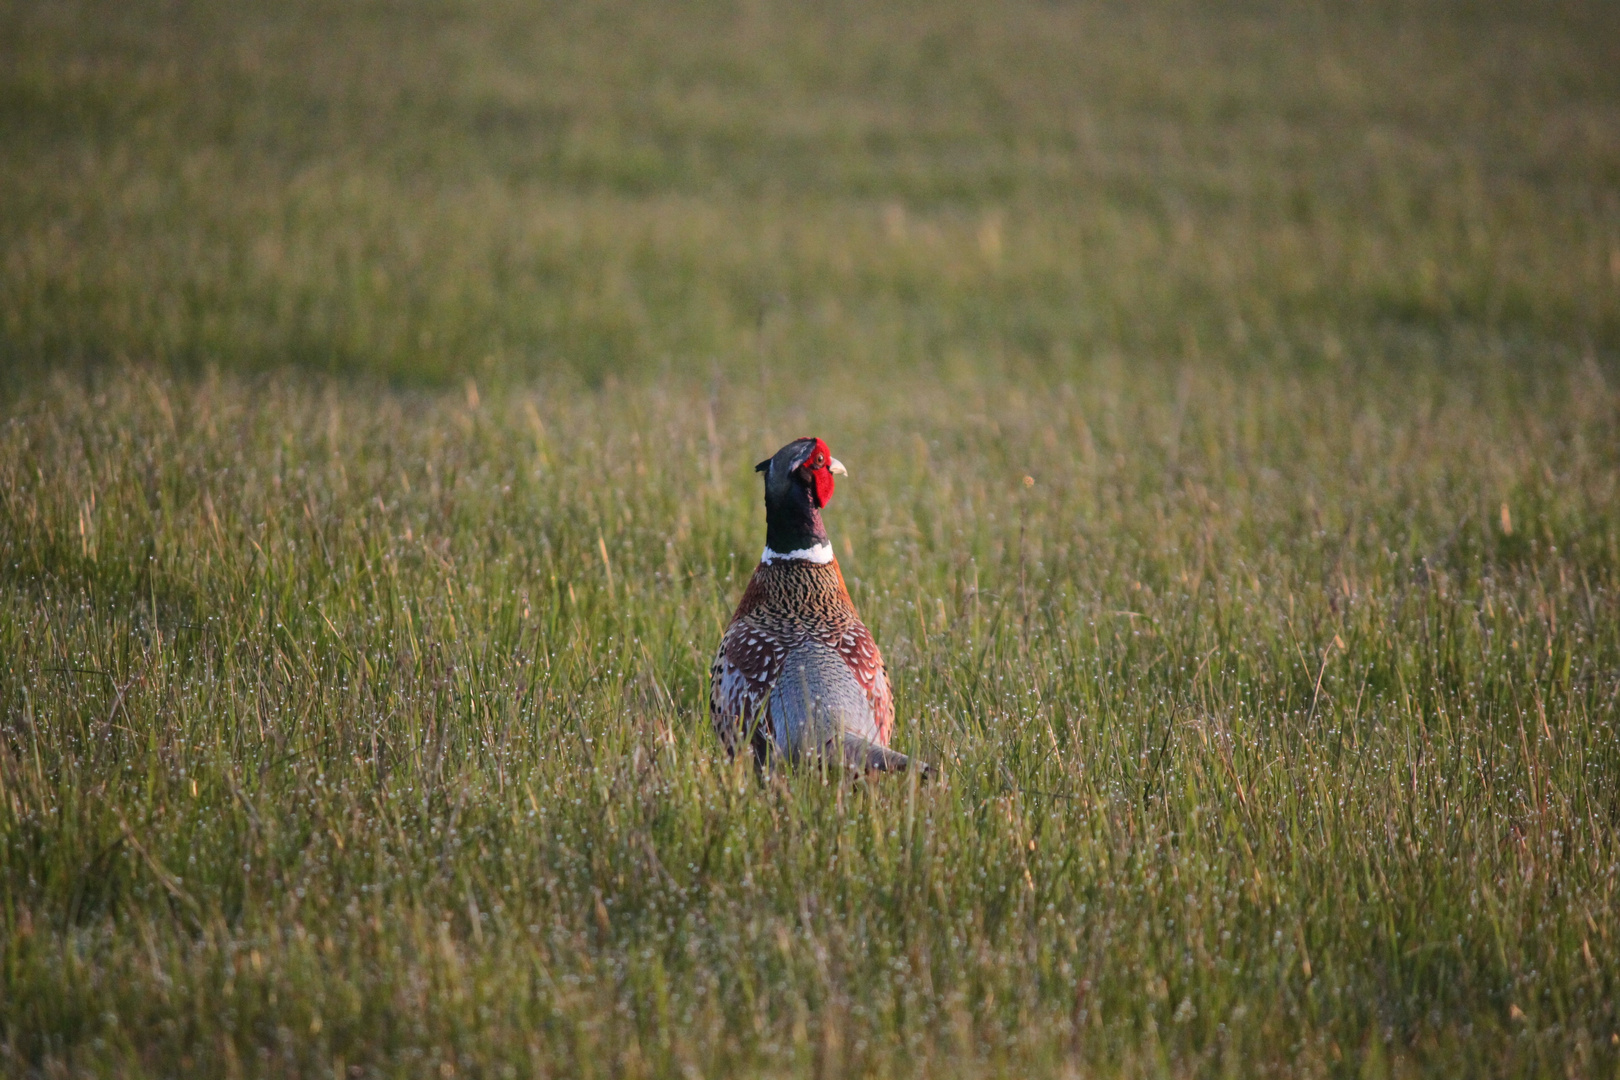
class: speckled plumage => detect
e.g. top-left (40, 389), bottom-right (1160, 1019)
top-left (709, 438), bottom-right (922, 774)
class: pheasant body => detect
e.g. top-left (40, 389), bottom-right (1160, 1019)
top-left (708, 437), bottom-right (921, 774)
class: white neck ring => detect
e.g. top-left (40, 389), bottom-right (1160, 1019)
top-left (760, 542), bottom-right (835, 565)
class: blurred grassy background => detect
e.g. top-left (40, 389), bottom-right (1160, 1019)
top-left (2, 0), bottom-right (1616, 387)
top-left (4, 0), bottom-right (1620, 1077)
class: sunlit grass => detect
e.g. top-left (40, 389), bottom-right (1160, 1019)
top-left (3, 0), bottom-right (1620, 1075)
top-left (3, 361), bottom-right (1618, 1076)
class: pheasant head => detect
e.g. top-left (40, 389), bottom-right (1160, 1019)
top-left (755, 437), bottom-right (847, 563)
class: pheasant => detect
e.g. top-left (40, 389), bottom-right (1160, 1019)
top-left (709, 437), bottom-right (925, 775)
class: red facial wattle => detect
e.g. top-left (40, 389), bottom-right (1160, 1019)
top-left (810, 466), bottom-right (835, 508)
top-left (801, 438), bottom-right (836, 508)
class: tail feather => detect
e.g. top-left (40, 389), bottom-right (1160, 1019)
top-left (840, 734), bottom-right (932, 778)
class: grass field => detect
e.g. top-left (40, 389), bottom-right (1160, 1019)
top-left (3, 0), bottom-right (1620, 1075)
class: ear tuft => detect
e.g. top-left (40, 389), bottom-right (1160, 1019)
top-left (755, 458), bottom-right (771, 473)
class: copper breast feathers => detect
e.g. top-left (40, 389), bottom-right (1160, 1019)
top-left (708, 559), bottom-right (894, 761)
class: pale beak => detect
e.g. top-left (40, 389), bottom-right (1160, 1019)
top-left (829, 457), bottom-right (847, 476)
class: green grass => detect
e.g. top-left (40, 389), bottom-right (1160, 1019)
top-left (3, 0), bottom-right (1617, 387)
top-left (3, 0), bottom-right (1620, 1076)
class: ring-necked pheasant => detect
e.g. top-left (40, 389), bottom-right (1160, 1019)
top-left (709, 437), bottom-right (926, 775)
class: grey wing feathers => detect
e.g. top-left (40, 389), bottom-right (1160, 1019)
top-left (767, 640), bottom-right (882, 757)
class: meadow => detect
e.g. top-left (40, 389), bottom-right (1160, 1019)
top-left (2, 0), bottom-right (1619, 1075)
